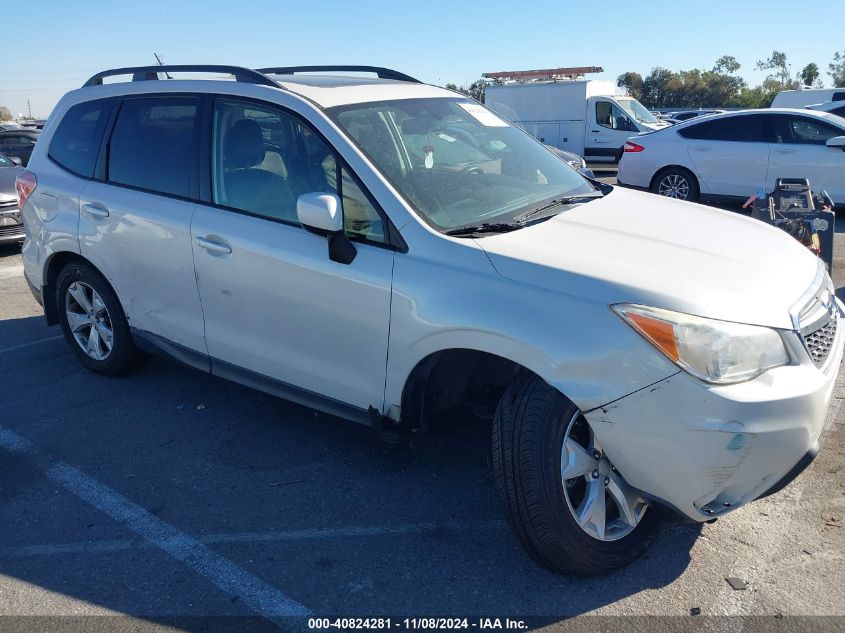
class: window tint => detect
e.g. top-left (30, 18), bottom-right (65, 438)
top-left (771, 115), bottom-right (842, 145)
top-left (211, 99), bottom-right (386, 244)
top-left (596, 101), bottom-right (636, 132)
top-left (108, 97), bottom-right (198, 197)
top-left (49, 100), bottom-right (110, 177)
top-left (833, 92), bottom-right (845, 102)
top-left (678, 115), bottom-right (766, 142)
top-left (830, 105), bottom-right (845, 118)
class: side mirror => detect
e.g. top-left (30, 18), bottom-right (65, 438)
top-left (296, 192), bottom-right (356, 265)
top-left (9, 156), bottom-right (22, 166)
top-left (297, 192), bottom-right (342, 233)
top-left (826, 135), bottom-right (845, 151)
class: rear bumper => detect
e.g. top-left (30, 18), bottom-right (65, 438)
top-left (23, 269), bottom-right (43, 306)
top-left (585, 310), bottom-right (844, 522)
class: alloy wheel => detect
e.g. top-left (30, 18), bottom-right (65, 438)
top-left (65, 281), bottom-right (114, 361)
top-left (658, 174), bottom-right (690, 199)
top-left (560, 412), bottom-right (648, 541)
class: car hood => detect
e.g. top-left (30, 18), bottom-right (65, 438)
top-left (0, 167), bottom-right (20, 203)
top-left (477, 187), bottom-right (819, 330)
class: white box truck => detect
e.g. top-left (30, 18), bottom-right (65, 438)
top-left (771, 87), bottom-right (845, 108)
top-left (485, 77), bottom-right (669, 163)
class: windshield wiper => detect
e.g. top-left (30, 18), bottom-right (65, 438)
top-left (514, 192), bottom-right (604, 223)
top-left (443, 222), bottom-right (523, 237)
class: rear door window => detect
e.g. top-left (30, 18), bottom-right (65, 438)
top-left (49, 100), bottom-right (111, 177)
top-left (678, 115), bottom-right (767, 142)
top-left (107, 97), bottom-right (199, 198)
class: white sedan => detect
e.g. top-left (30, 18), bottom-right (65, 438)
top-left (617, 108), bottom-right (845, 206)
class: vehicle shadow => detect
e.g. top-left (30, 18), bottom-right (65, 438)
top-left (0, 322), bottom-right (699, 629)
top-left (0, 242), bottom-right (22, 259)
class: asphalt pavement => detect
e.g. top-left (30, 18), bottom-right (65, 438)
top-left (0, 188), bottom-right (843, 632)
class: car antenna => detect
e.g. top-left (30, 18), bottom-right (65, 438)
top-left (154, 53), bottom-right (172, 79)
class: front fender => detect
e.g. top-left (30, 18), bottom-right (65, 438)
top-left (384, 227), bottom-right (677, 415)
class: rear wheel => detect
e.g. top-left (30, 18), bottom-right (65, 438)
top-left (56, 262), bottom-right (144, 376)
top-left (651, 167), bottom-right (699, 202)
top-left (492, 373), bottom-right (659, 575)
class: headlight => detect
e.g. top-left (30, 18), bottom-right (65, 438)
top-left (613, 304), bottom-right (789, 384)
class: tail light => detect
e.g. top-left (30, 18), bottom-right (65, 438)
top-left (623, 141), bottom-right (645, 153)
top-left (15, 170), bottom-right (37, 209)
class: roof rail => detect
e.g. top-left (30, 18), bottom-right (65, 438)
top-left (83, 65), bottom-right (280, 88)
top-left (257, 66), bottom-right (421, 84)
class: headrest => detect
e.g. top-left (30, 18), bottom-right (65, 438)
top-left (224, 119), bottom-right (265, 169)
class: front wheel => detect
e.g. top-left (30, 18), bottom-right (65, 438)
top-left (492, 374), bottom-right (659, 575)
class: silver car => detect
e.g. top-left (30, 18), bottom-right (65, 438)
top-left (0, 152), bottom-right (24, 244)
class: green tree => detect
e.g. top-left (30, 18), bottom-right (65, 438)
top-left (830, 51), bottom-right (845, 87)
top-left (616, 71), bottom-right (644, 101)
top-left (0, 106), bottom-right (12, 122)
top-left (727, 77), bottom-right (782, 108)
top-left (756, 50), bottom-right (797, 89)
top-left (799, 63), bottom-right (821, 87)
top-left (713, 55), bottom-right (741, 74)
top-left (630, 58), bottom-right (744, 108)
top-left (442, 79), bottom-right (486, 103)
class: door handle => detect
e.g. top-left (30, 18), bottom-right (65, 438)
top-left (591, 130), bottom-right (600, 133)
top-left (82, 202), bottom-right (110, 218)
top-left (693, 147), bottom-right (712, 152)
top-left (195, 236), bottom-right (232, 255)
top-left (775, 149), bottom-right (796, 154)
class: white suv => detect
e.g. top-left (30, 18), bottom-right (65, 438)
top-left (18, 65), bottom-right (844, 575)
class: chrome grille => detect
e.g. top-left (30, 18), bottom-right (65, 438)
top-left (0, 224), bottom-right (24, 238)
top-left (792, 265), bottom-right (838, 367)
top-left (805, 317), bottom-right (837, 366)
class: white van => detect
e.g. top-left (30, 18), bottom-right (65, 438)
top-left (771, 87), bottom-right (845, 109)
top-left (485, 79), bottom-right (669, 163)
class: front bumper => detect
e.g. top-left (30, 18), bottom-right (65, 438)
top-left (585, 306), bottom-right (844, 522)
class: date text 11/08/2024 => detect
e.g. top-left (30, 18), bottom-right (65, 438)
top-left (307, 618), bottom-right (528, 630)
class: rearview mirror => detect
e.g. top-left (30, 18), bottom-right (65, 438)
top-left (296, 192), bottom-right (356, 265)
top-left (826, 135), bottom-right (845, 151)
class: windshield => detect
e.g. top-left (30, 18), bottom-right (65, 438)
top-left (328, 98), bottom-right (595, 231)
top-left (616, 98), bottom-right (659, 125)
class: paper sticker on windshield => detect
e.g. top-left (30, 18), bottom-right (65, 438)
top-left (458, 102), bottom-right (508, 127)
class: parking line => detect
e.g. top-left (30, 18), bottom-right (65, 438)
top-left (0, 335), bottom-right (64, 355)
top-left (0, 426), bottom-right (311, 621)
top-left (0, 519), bottom-right (507, 558)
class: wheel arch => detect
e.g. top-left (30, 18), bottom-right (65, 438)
top-left (649, 164), bottom-right (700, 193)
top-left (398, 346), bottom-right (537, 431)
top-left (43, 251), bottom-right (114, 325)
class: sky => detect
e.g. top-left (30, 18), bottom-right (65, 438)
top-left (3, 0), bottom-right (843, 118)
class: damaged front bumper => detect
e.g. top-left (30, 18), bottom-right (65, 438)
top-left (584, 307), bottom-right (845, 522)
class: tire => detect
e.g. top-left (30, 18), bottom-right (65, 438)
top-left (56, 261), bottom-right (145, 376)
top-left (492, 373), bottom-right (659, 575)
top-left (650, 167), bottom-right (700, 202)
